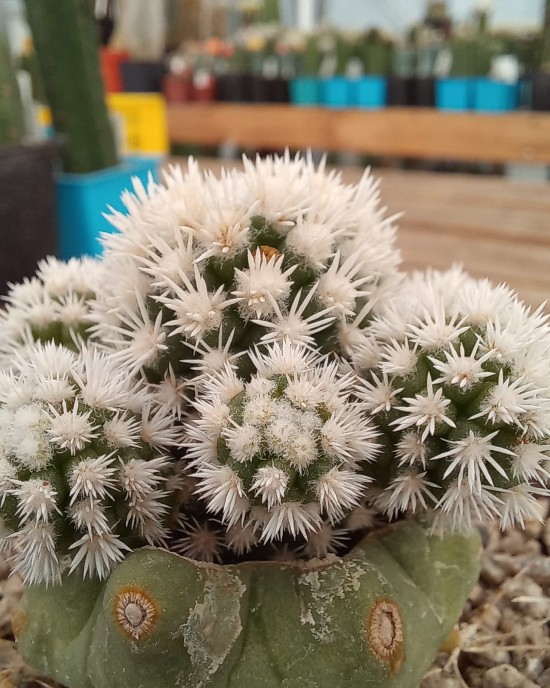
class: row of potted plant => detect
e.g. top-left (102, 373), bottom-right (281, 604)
top-left (126, 20), bottom-right (549, 112)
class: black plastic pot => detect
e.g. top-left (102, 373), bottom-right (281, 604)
top-left (0, 140), bottom-right (60, 294)
top-left (531, 72), bottom-right (550, 111)
top-left (387, 76), bottom-right (413, 106)
top-left (250, 75), bottom-right (269, 102)
top-left (120, 61), bottom-right (166, 93)
top-left (249, 76), bottom-right (290, 103)
top-left (216, 73), bottom-right (253, 102)
top-left (411, 77), bottom-right (436, 107)
top-left (268, 77), bottom-right (289, 103)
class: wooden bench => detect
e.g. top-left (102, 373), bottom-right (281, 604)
top-left (167, 104), bottom-right (550, 165)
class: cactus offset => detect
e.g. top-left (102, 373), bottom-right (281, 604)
top-left (358, 267), bottom-right (550, 531)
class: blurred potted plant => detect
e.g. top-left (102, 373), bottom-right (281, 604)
top-left (113, 0), bottom-right (167, 92)
top-left (289, 32), bottom-right (323, 106)
top-left (321, 30), bottom-right (355, 109)
top-left (387, 33), bottom-right (415, 106)
top-left (162, 53), bottom-right (194, 103)
top-left (355, 29), bottom-right (392, 109)
top-left (436, 6), bottom-right (494, 111)
top-left (532, 0), bottom-right (550, 111)
top-left (215, 41), bottom-right (253, 102)
top-left (471, 5), bottom-right (519, 113)
top-left (192, 50), bottom-right (217, 103)
top-left (435, 33), bottom-right (480, 110)
top-left (0, 17), bottom-right (59, 294)
top-left (248, 27), bottom-right (273, 103)
top-left (23, 0), bottom-right (158, 259)
top-left (411, 28), bottom-right (441, 107)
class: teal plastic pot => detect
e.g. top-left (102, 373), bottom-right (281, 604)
top-left (472, 78), bottom-right (519, 112)
top-left (435, 77), bottom-right (474, 111)
top-left (56, 156), bottom-right (159, 259)
top-left (352, 76), bottom-right (388, 109)
top-left (289, 76), bottom-right (321, 106)
top-left (321, 76), bottom-right (352, 109)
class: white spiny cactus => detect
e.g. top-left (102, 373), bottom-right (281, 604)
top-left (0, 342), bottom-right (177, 584)
top-left (357, 267), bottom-right (550, 532)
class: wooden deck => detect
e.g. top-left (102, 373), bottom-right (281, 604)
top-left (179, 158), bottom-right (550, 308)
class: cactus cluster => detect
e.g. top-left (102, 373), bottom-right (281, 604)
top-left (0, 341), bottom-right (176, 584)
top-left (358, 266), bottom-right (550, 531)
top-left (0, 155), bottom-right (549, 586)
top-left (0, 256), bottom-right (101, 368)
top-left (185, 339), bottom-right (379, 542)
top-left (91, 153), bottom-right (401, 400)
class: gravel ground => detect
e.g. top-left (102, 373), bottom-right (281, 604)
top-left (422, 498), bottom-right (550, 688)
top-left (0, 502), bottom-right (548, 688)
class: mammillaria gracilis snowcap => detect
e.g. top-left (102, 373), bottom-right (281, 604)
top-left (1, 154), bottom-right (549, 588)
top-left (0, 256), bottom-right (102, 369)
top-left (90, 153), bottom-right (401, 415)
top-left (0, 342), bottom-right (177, 585)
top-left (185, 339), bottom-right (380, 542)
top-left (358, 266), bottom-right (550, 532)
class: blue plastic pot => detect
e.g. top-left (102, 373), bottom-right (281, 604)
top-left (435, 78), bottom-right (474, 111)
top-left (472, 78), bottom-right (519, 112)
top-left (289, 77), bottom-right (321, 106)
top-left (353, 76), bottom-right (387, 109)
top-left (321, 77), bottom-right (352, 109)
top-left (56, 157), bottom-right (159, 260)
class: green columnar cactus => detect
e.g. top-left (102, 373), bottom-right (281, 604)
top-left (0, 24), bottom-right (25, 147)
top-left (17, 522), bottom-right (481, 688)
top-left (23, 0), bottom-right (118, 173)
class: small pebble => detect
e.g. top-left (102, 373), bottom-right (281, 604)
top-left (467, 649), bottom-right (511, 668)
top-left (499, 530), bottom-right (532, 556)
top-left (526, 557), bottom-right (550, 585)
top-left (538, 668), bottom-right (550, 688)
top-left (468, 583), bottom-right (485, 607)
top-left (505, 578), bottom-right (550, 619)
top-left (480, 556), bottom-right (506, 586)
top-left (482, 664), bottom-right (539, 688)
top-left (463, 666), bottom-right (486, 688)
top-left (477, 603), bottom-right (501, 631)
top-left (498, 607), bottom-right (519, 633)
top-left (515, 656), bottom-right (544, 680)
top-left (420, 671), bottom-right (463, 688)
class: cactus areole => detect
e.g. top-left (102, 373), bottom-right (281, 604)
top-left (17, 522), bottom-right (479, 688)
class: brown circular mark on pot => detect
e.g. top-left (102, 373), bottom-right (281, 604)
top-left (114, 585), bottom-right (159, 641)
top-left (11, 608), bottom-right (27, 639)
top-left (365, 598), bottom-right (405, 674)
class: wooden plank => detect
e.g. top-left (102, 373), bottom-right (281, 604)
top-left (167, 104), bottom-right (550, 164)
